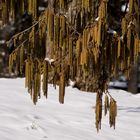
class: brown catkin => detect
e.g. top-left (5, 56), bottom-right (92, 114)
top-left (69, 38), bottom-right (73, 66)
top-left (127, 28), bottom-right (131, 51)
top-left (95, 92), bottom-right (102, 132)
top-left (9, 54), bottom-right (12, 73)
top-left (109, 98), bottom-right (117, 129)
top-left (20, 45), bottom-right (24, 74)
top-left (25, 60), bottom-right (28, 88)
top-left (117, 38), bottom-right (121, 58)
top-left (121, 18), bottom-right (127, 36)
top-left (43, 60), bottom-right (49, 98)
top-left (59, 72), bottom-right (65, 104)
top-left (104, 94), bottom-right (109, 116)
top-left (97, 20), bottom-right (102, 47)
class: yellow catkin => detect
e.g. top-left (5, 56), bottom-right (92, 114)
top-left (97, 20), bottom-right (102, 47)
top-left (59, 72), bottom-right (65, 104)
top-left (129, 0), bottom-right (134, 13)
top-left (25, 60), bottom-right (28, 88)
top-left (32, 60), bottom-right (41, 104)
top-left (85, 29), bottom-right (88, 49)
top-left (121, 18), bottom-right (127, 35)
top-left (117, 38), bottom-right (121, 58)
top-left (48, 11), bottom-right (54, 41)
top-left (76, 37), bottom-right (81, 74)
top-left (87, 0), bottom-right (90, 12)
top-left (28, 0), bottom-right (33, 15)
top-left (38, 60), bottom-right (41, 98)
top-left (43, 60), bottom-right (49, 98)
top-left (19, 34), bottom-right (23, 41)
top-left (29, 27), bottom-right (35, 49)
top-left (60, 0), bottom-right (64, 9)
top-left (134, 37), bottom-right (139, 62)
top-left (109, 98), bottom-right (117, 129)
top-left (27, 58), bottom-right (34, 96)
top-left (20, 45), bottom-right (24, 74)
top-left (9, 54), bottom-right (12, 73)
top-left (95, 93), bottom-right (102, 132)
top-left (59, 16), bottom-right (62, 45)
top-left (69, 38), bottom-right (73, 66)
top-left (80, 50), bottom-right (84, 65)
top-left (10, 0), bottom-right (15, 21)
top-left (83, 48), bottom-right (88, 65)
top-left (127, 28), bottom-right (131, 51)
top-left (54, 15), bottom-right (60, 48)
top-left (13, 37), bottom-right (17, 47)
top-left (61, 16), bottom-right (66, 40)
top-left (82, 0), bottom-right (85, 14)
top-left (33, 72), bottom-right (38, 104)
top-left (104, 94), bottom-right (109, 116)
top-left (28, 59), bottom-right (31, 93)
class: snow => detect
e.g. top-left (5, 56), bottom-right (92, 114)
top-left (95, 17), bottom-right (99, 22)
top-left (120, 35), bottom-right (124, 41)
top-left (68, 79), bottom-right (75, 87)
top-left (107, 29), bottom-right (117, 35)
top-left (121, 4), bottom-right (129, 12)
top-left (0, 78), bottom-right (140, 140)
top-left (45, 58), bottom-right (55, 65)
top-left (0, 40), bottom-right (6, 45)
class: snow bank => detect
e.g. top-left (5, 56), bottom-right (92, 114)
top-left (0, 78), bottom-right (140, 140)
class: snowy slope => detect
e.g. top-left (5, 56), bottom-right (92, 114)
top-left (0, 78), bottom-right (140, 140)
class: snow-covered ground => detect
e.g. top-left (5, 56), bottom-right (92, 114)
top-left (0, 78), bottom-right (140, 140)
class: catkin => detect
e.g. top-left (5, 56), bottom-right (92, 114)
top-left (59, 72), bottom-right (65, 104)
top-left (97, 20), bottom-right (102, 47)
top-left (104, 94), bottom-right (109, 116)
top-left (20, 45), bottom-right (24, 74)
top-left (69, 38), bottom-right (73, 66)
top-left (43, 60), bottom-right (49, 98)
top-left (117, 38), bottom-right (121, 58)
top-left (109, 98), bottom-right (117, 129)
top-left (95, 92), bottom-right (102, 132)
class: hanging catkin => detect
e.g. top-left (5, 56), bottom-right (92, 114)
top-left (104, 94), bottom-right (109, 116)
top-left (95, 92), bottom-right (102, 132)
top-left (59, 0), bottom-right (64, 9)
top-left (117, 38), bottom-right (121, 58)
top-left (59, 71), bottom-right (65, 104)
top-left (28, 0), bottom-right (32, 14)
top-left (20, 45), bottom-right (24, 74)
top-left (54, 15), bottom-right (60, 51)
top-left (43, 60), bottom-right (49, 98)
top-left (76, 37), bottom-right (81, 75)
top-left (25, 60), bottom-right (29, 88)
top-left (68, 37), bottom-right (73, 66)
top-left (32, 59), bottom-right (41, 104)
top-left (48, 10), bottom-right (54, 41)
top-left (97, 20), bottom-right (102, 47)
top-left (121, 18), bottom-right (127, 36)
top-left (109, 98), bottom-right (117, 129)
top-left (127, 28), bottom-right (132, 51)
top-left (129, 0), bottom-right (134, 13)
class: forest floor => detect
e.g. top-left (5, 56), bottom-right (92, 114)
top-left (0, 78), bottom-right (140, 140)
